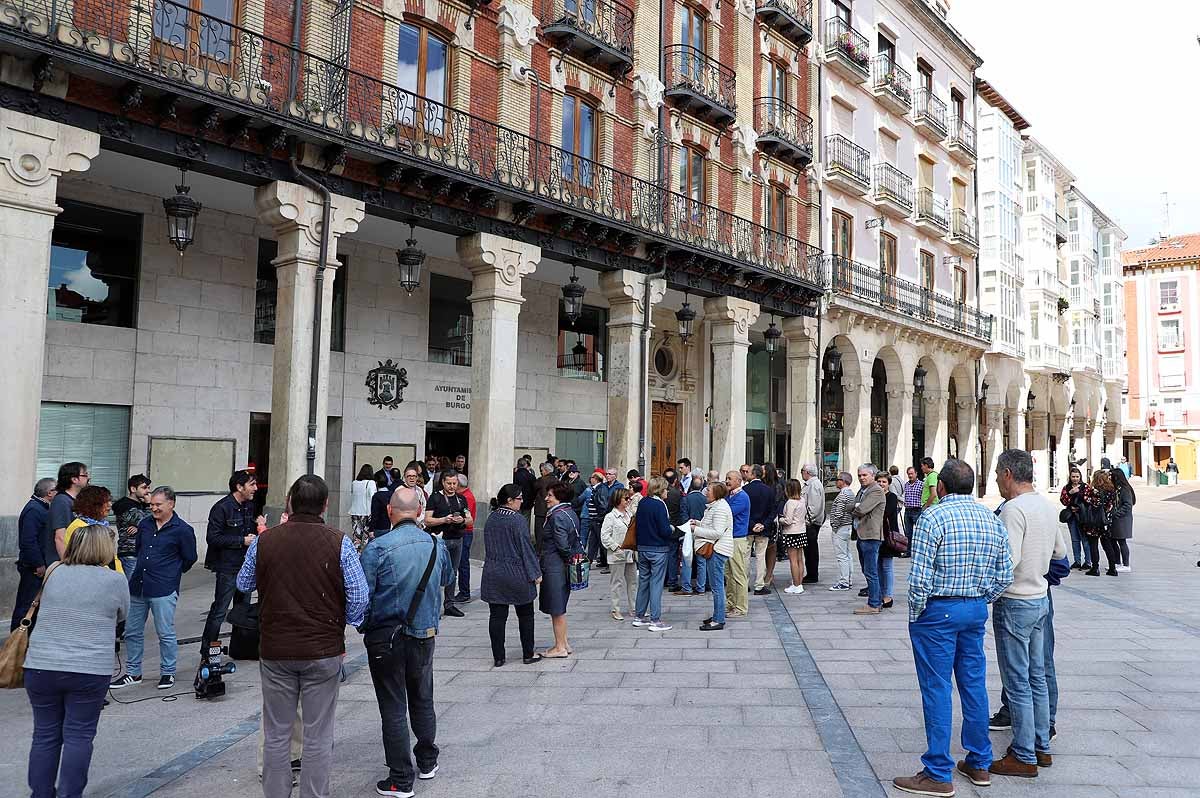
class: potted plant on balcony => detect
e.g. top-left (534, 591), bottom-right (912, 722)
top-left (1057, 297), bottom-right (1069, 315)
top-left (837, 34), bottom-right (869, 70)
top-left (886, 72), bottom-right (911, 104)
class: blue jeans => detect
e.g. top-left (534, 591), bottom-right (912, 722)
top-left (456, 532), bottom-right (473, 599)
top-left (24, 668), bottom-right (110, 798)
top-left (999, 590), bottom-right (1059, 727)
top-left (879, 554), bottom-right (894, 600)
top-left (666, 539), bottom-right (681, 588)
top-left (993, 595), bottom-right (1051, 763)
top-left (910, 597), bottom-right (992, 783)
top-left (1067, 518), bottom-right (1091, 566)
top-left (857, 539), bottom-right (882, 607)
top-left (443, 536), bottom-right (463, 611)
top-left (634, 545), bottom-right (670, 622)
top-left (692, 549), bottom-right (708, 592)
top-left (126, 592), bottom-right (179, 677)
top-left (706, 552), bottom-right (728, 623)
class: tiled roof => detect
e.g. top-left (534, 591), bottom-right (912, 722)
top-left (1123, 233), bottom-right (1200, 267)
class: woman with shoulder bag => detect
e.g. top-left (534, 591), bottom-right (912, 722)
top-left (23, 524), bottom-right (129, 798)
top-left (1059, 466), bottom-right (1089, 570)
top-left (875, 473), bottom-right (904, 609)
top-left (480, 484), bottom-right (543, 667)
top-left (599, 488), bottom-right (637, 621)
top-left (1080, 470), bottom-right (1116, 577)
top-left (1106, 468), bottom-right (1136, 574)
top-left (775, 479), bottom-right (808, 594)
top-left (692, 482), bottom-right (734, 631)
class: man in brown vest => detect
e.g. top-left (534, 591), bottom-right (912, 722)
top-left (237, 475), bottom-right (368, 798)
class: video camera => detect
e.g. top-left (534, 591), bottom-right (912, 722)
top-left (194, 642), bottom-right (236, 700)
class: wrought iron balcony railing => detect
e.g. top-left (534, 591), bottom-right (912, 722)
top-left (825, 134), bottom-right (870, 189)
top-left (663, 44), bottom-right (736, 123)
top-left (948, 115), bottom-right (976, 157)
top-left (950, 208), bottom-right (977, 247)
top-left (913, 88), bottom-right (948, 136)
top-left (827, 255), bottom-right (992, 342)
top-left (0, 0), bottom-right (825, 288)
top-left (542, 0), bottom-right (634, 76)
top-left (873, 163), bottom-right (914, 211)
top-left (754, 96), bottom-right (813, 167)
top-left (755, 0), bottom-right (812, 46)
top-left (871, 54), bottom-right (911, 108)
top-left (823, 17), bottom-right (869, 77)
top-left (916, 188), bottom-right (949, 232)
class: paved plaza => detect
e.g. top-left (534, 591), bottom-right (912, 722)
top-left (3, 485), bottom-right (1200, 798)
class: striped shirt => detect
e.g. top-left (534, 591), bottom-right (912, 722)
top-left (827, 487), bottom-right (857, 531)
top-left (907, 493), bottom-right (1013, 623)
top-left (902, 478), bottom-right (924, 508)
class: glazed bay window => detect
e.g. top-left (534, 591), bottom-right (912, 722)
top-left (254, 239), bottom-right (347, 351)
top-left (428, 273), bottom-right (473, 366)
top-left (557, 304), bottom-right (608, 381)
top-left (396, 23), bottom-right (449, 132)
top-left (561, 94), bottom-right (597, 188)
top-left (47, 199), bottom-right (141, 328)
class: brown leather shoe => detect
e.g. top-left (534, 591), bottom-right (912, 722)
top-left (989, 752), bottom-right (1038, 778)
top-left (956, 760), bottom-right (991, 786)
top-left (1007, 744), bottom-right (1052, 768)
top-left (892, 771), bottom-right (955, 796)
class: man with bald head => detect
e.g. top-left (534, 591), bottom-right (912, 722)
top-left (360, 485), bottom-right (455, 796)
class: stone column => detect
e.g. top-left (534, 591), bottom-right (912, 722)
top-left (982, 404), bottom-right (1006, 496)
top-left (0, 110), bottom-right (99, 549)
top-left (783, 317), bottom-right (818, 478)
top-left (887, 387), bottom-right (915, 472)
top-left (1090, 420), bottom-right (1105, 469)
top-left (842, 379), bottom-right (873, 471)
top-left (956, 397), bottom-right (979, 476)
top-left (458, 233), bottom-right (541, 504)
top-left (1053, 414), bottom-right (1072, 488)
top-left (255, 181), bottom-right (364, 514)
top-left (705, 296), bottom-right (760, 473)
top-left (925, 390), bottom-right (949, 466)
top-left (599, 270), bottom-right (665, 474)
top-left (1027, 411), bottom-right (1050, 491)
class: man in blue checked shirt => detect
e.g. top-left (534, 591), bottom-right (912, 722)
top-left (237, 475), bottom-right (368, 798)
top-left (893, 459), bottom-right (1013, 798)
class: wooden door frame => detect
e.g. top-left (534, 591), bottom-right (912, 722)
top-left (651, 401), bottom-right (680, 477)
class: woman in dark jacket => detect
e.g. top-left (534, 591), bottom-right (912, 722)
top-left (1060, 466), bottom-right (1088, 569)
top-left (1107, 468), bottom-right (1135, 573)
top-left (1081, 470), bottom-right (1116, 577)
top-left (480, 484), bottom-right (542, 667)
top-left (876, 473), bottom-right (900, 609)
top-left (633, 477), bottom-right (674, 631)
top-left (539, 482), bottom-right (579, 658)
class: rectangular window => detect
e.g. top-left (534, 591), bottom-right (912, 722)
top-left (880, 232), bottom-right (897, 276)
top-left (561, 94), bottom-right (596, 187)
top-left (1159, 318), bottom-right (1183, 350)
top-left (877, 33), bottom-right (895, 61)
top-left (554, 428), bottom-right (606, 476)
top-left (768, 185), bottom-right (787, 235)
top-left (48, 199), bottom-right (141, 328)
top-left (951, 89), bottom-right (965, 122)
top-left (557, 304), bottom-right (607, 381)
top-left (954, 267), bottom-right (967, 303)
top-left (153, 0), bottom-right (238, 64)
top-left (917, 60), bottom-right (933, 92)
top-left (428, 273), bottom-right (473, 366)
top-left (1160, 280), bottom-right (1179, 309)
top-left (1160, 358), bottom-right (1185, 391)
top-left (255, 239), bottom-right (347, 351)
top-left (1030, 302), bottom-right (1039, 339)
top-left (37, 402), bottom-right (130, 492)
top-left (920, 250), bottom-right (934, 291)
top-left (832, 0), bottom-right (851, 24)
top-left (832, 210), bottom-right (853, 259)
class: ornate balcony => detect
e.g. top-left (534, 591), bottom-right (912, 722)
top-left (0, 0), bottom-right (825, 302)
top-left (872, 163), bottom-right (913, 219)
top-left (755, 97), bottom-right (813, 169)
top-left (542, 0), bottom-right (635, 80)
top-left (870, 54), bottom-right (911, 114)
top-left (947, 115), bottom-right (976, 163)
top-left (826, 255), bottom-right (992, 343)
top-left (755, 0), bottom-right (812, 48)
top-left (822, 18), bottom-right (869, 84)
top-left (663, 45), bottom-right (736, 128)
top-left (949, 208), bottom-right (978, 253)
top-left (824, 135), bottom-right (870, 196)
top-left (913, 88), bottom-right (948, 141)
top-left (915, 188), bottom-right (949, 234)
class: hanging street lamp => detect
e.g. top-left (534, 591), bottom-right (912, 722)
top-left (396, 223), bottom-right (426, 294)
top-left (914, 364), bottom-right (927, 394)
top-left (675, 295), bottom-right (696, 343)
top-left (562, 264), bottom-right (585, 325)
top-left (162, 165), bottom-right (201, 256)
top-left (763, 317), bottom-right (781, 354)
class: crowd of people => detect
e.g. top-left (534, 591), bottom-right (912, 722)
top-left (6, 445), bottom-right (1140, 798)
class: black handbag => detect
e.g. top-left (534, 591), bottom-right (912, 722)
top-left (1058, 508), bottom-right (1072, 524)
top-left (1077, 502), bottom-right (1107, 529)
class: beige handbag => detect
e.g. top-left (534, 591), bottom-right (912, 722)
top-left (0, 562), bottom-right (60, 688)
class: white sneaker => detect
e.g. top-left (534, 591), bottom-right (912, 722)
top-left (648, 622), bottom-right (673, 632)
top-left (418, 764), bottom-right (439, 780)
top-left (829, 582), bottom-right (851, 591)
top-left (785, 585), bottom-right (805, 594)
top-left (1116, 564), bottom-right (1130, 572)
top-left (630, 618), bottom-right (650, 627)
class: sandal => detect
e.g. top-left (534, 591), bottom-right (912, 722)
top-left (541, 650), bottom-right (570, 659)
top-left (611, 611), bottom-right (624, 621)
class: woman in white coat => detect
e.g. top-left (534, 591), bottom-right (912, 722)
top-left (348, 464), bottom-right (377, 550)
top-left (599, 488), bottom-right (636, 621)
top-left (692, 481), bottom-right (734, 631)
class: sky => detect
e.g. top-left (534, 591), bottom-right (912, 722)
top-left (948, 0), bottom-right (1200, 248)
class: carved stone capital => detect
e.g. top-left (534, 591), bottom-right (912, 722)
top-left (599, 269), bottom-right (666, 322)
top-left (704, 296), bottom-right (760, 345)
top-left (457, 232), bottom-right (541, 304)
top-left (632, 72), bottom-right (665, 115)
top-left (498, 3), bottom-right (540, 49)
top-left (731, 121), bottom-right (758, 162)
top-left (254, 180), bottom-right (364, 264)
top-left (0, 109), bottom-right (99, 211)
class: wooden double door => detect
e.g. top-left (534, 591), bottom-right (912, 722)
top-left (651, 402), bottom-right (679, 477)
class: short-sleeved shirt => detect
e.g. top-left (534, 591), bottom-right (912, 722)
top-left (44, 492), bottom-right (76, 564)
top-left (428, 492), bottom-right (468, 539)
top-left (921, 471), bottom-right (940, 506)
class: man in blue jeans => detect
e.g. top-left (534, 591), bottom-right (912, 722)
top-left (894, 459), bottom-right (1013, 797)
top-left (988, 449), bottom-right (1069, 778)
top-left (632, 476), bottom-right (674, 632)
top-left (113, 486), bottom-right (197, 690)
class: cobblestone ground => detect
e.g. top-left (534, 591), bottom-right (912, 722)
top-left (2, 484), bottom-right (1199, 798)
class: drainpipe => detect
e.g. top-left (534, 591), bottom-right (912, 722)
top-left (288, 0), bottom-right (305, 101)
top-left (657, 0), bottom-right (666, 183)
top-left (289, 142), bottom-right (332, 476)
top-left (971, 73), bottom-right (984, 494)
top-left (814, 6), bottom-right (825, 470)
top-left (639, 267), bottom-right (668, 475)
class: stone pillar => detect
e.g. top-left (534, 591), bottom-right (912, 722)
top-left (255, 181), bottom-right (364, 514)
top-left (1090, 420), bottom-right (1105, 469)
top-left (457, 233), bottom-right (541, 504)
top-left (599, 270), bottom-right (665, 474)
top-left (982, 404), bottom-right (1006, 496)
top-left (842, 379), bottom-right (873, 471)
top-left (925, 390), bottom-right (949, 466)
top-left (887, 387), bottom-right (914, 472)
top-left (1053, 414), bottom-right (1072, 488)
top-left (783, 317), bottom-right (818, 478)
top-left (956, 397), bottom-right (979, 476)
top-left (1027, 411), bottom-right (1049, 491)
top-left (0, 110), bottom-right (99, 549)
top-left (705, 296), bottom-right (760, 473)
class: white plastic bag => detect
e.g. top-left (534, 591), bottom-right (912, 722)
top-left (680, 525), bottom-right (694, 565)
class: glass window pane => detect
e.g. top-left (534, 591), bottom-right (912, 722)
top-left (48, 200), bottom-right (140, 328)
top-left (425, 35), bottom-right (447, 103)
top-left (691, 151), bottom-right (703, 203)
top-left (37, 403), bottom-right (130, 492)
top-left (676, 147), bottom-right (687, 195)
top-left (398, 24), bottom-right (420, 95)
top-left (578, 103), bottom-right (594, 186)
top-left (428, 274), bottom-right (473, 366)
top-left (198, 0), bottom-right (234, 59)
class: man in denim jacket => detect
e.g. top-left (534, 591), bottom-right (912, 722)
top-left (359, 487), bottom-right (455, 798)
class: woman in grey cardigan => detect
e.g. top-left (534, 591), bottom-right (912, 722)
top-left (481, 484), bottom-right (542, 666)
top-left (24, 524), bottom-right (129, 798)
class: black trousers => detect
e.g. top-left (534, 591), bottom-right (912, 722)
top-left (586, 521), bottom-right (608, 567)
top-left (201, 571), bottom-right (248, 653)
top-left (10, 564), bottom-right (42, 631)
top-left (366, 633), bottom-right (437, 789)
top-left (1088, 536), bottom-right (1121, 571)
top-left (802, 523), bottom-right (821, 582)
top-left (488, 602), bottom-right (535, 661)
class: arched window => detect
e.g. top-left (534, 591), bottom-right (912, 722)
top-left (396, 22), bottom-right (450, 133)
top-left (561, 94), bottom-right (597, 188)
